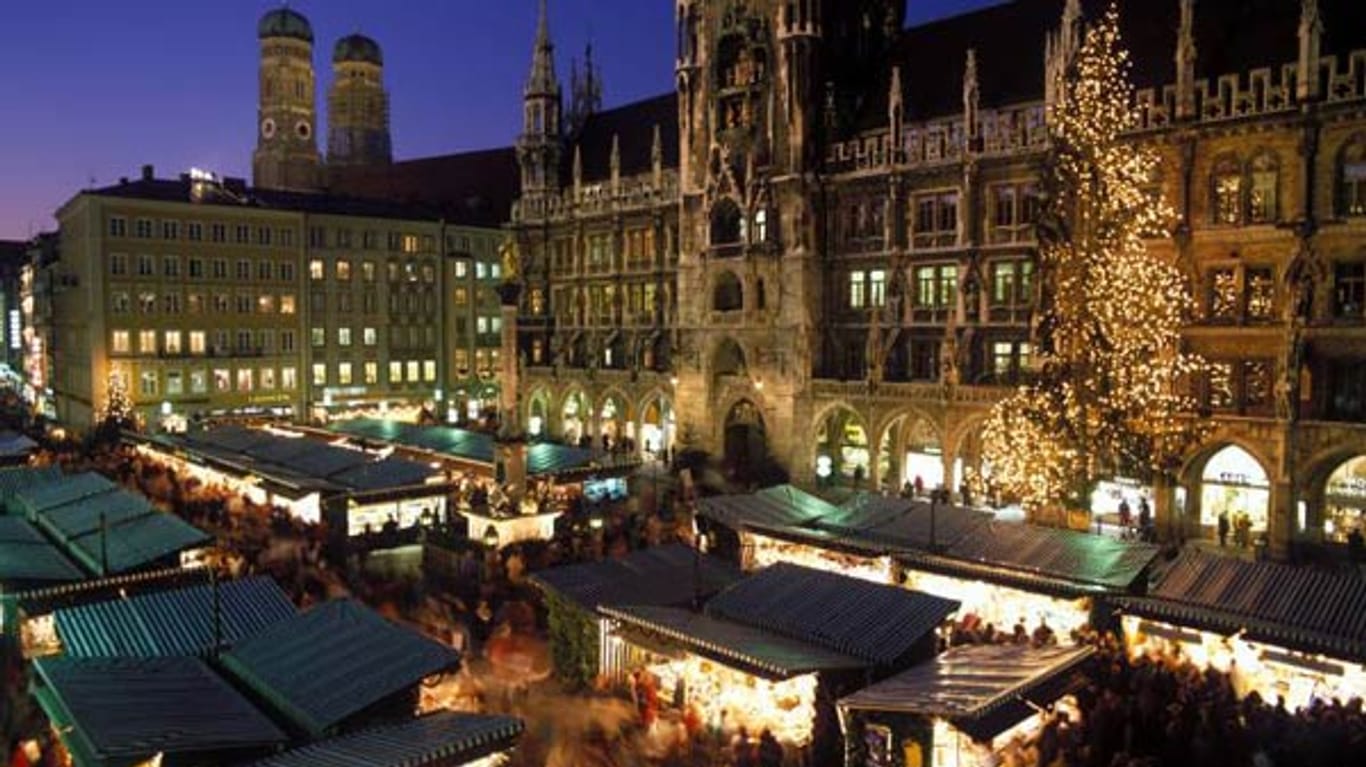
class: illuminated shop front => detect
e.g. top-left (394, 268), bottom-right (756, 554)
top-left (1198, 445), bottom-right (1270, 537)
top-left (1089, 476), bottom-right (1152, 518)
top-left (816, 408), bottom-right (871, 481)
top-left (1323, 455), bottom-right (1366, 543)
top-left (561, 392), bottom-right (587, 443)
top-left (1120, 615), bottom-right (1366, 711)
top-left (639, 398), bottom-right (675, 458)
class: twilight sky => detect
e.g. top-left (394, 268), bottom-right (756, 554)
top-left (0, 0), bottom-right (1002, 239)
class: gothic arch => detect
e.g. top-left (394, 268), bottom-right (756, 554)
top-left (811, 403), bottom-right (872, 481)
top-left (558, 387), bottom-right (592, 444)
top-left (710, 197), bottom-right (743, 246)
top-left (874, 408), bottom-right (944, 490)
top-left (712, 270), bottom-right (744, 312)
top-left (719, 396), bottom-right (768, 479)
top-left (526, 386), bottom-right (552, 438)
top-left (708, 335), bottom-right (749, 379)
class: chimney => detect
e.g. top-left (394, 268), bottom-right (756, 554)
top-left (141, 164), bottom-right (154, 181)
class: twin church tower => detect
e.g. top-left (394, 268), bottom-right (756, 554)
top-left (252, 7), bottom-right (392, 192)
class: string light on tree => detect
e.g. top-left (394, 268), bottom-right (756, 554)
top-left (982, 3), bottom-right (1208, 523)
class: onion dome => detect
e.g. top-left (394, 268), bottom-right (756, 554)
top-left (258, 8), bottom-right (314, 43)
top-left (333, 33), bottom-right (384, 66)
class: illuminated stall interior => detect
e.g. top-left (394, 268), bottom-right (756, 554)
top-left (1118, 551), bottom-right (1366, 710)
top-left (838, 644), bottom-right (1094, 767)
top-left (599, 563), bottom-right (961, 759)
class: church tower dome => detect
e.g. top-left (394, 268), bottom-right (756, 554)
top-left (252, 7), bottom-right (322, 191)
top-left (327, 32), bottom-right (392, 169)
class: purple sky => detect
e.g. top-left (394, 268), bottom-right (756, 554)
top-left (0, 0), bottom-right (1002, 239)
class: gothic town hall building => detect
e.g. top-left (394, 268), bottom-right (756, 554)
top-left (340, 0), bottom-right (1366, 556)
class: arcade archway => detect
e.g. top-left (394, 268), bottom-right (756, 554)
top-left (527, 389), bottom-right (550, 438)
top-left (639, 395), bottom-right (675, 459)
top-left (1196, 445), bottom-right (1271, 540)
top-left (814, 406), bottom-right (870, 483)
top-left (878, 413), bottom-right (943, 493)
top-left (598, 391), bottom-right (630, 449)
top-left (1323, 455), bottom-right (1366, 543)
top-left (560, 391), bottom-right (589, 445)
top-left (723, 399), bottom-right (767, 477)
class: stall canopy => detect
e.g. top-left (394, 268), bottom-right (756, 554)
top-left (699, 486), bottom-right (1160, 595)
top-left (221, 598), bottom-right (462, 736)
top-left (604, 563), bottom-right (960, 680)
top-left (64, 510), bottom-right (211, 577)
top-left (54, 576), bottom-right (296, 658)
top-left (9, 472), bottom-right (116, 518)
top-left (31, 655), bottom-right (288, 767)
top-left (0, 517), bottom-right (83, 585)
top-left (0, 430), bottom-right (37, 459)
top-left (329, 418), bottom-right (637, 479)
top-left (0, 466), bottom-right (62, 506)
top-left (152, 425), bottom-right (443, 495)
top-left (839, 644), bottom-right (1094, 740)
top-left (706, 563), bottom-right (961, 667)
top-left (698, 485), bottom-right (842, 531)
top-left (1117, 551), bottom-right (1366, 662)
top-left (244, 711), bottom-right (525, 767)
top-left (530, 543), bottom-right (742, 613)
top-left (602, 604), bottom-right (869, 679)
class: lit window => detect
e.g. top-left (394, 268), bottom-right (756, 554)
top-left (111, 331), bottom-right (130, 354)
top-left (164, 331), bottom-right (182, 355)
top-left (189, 331), bottom-right (206, 355)
top-left (338, 362), bottom-right (353, 385)
top-left (1212, 159), bottom-right (1243, 225)
top-left (1341, 137), bottom-right (1366, 216)
top-left (1248, 154), bottom-right (1278, 224)
top-left (260, 368), bottom-right (275, 390)
top-left (477, 317), bottom-right (489, 334)
top-left (407, 360), bottom-right (419, 382)
top-left (336, 260), bottom-right (351, 281)
top-left (362, 261), bottom-right (376, 282)
top-left (311, 327), bottom-right (325, 347)
top-left (389, 361), bottom-right (403, 383)
top-left (455, 261), bottom-right (468, 278)
top-left (236, 369), bottom-right (253, 392)
top-left (338, 327), bottom-right (352, 347)
top-left (140, 370), bottom-right (158, 396)
top-left (364, 361), bottom-right (378, 384)
top-left (166, 371), bottom-right (183, 396)
top-left (423, 360), bottom-right (436, 382)
top-left (309, 259), bottom-right (324, 280)
top-left (869, 270), bottom-right (886, 308)
top-left (280, 295), bottom-right (296, 314)
top-left (191, 370), bottom-right (208, 394)
top-left (258, 295), bottom-right (275, 314)
top-left (363, 327), bottom-right (377, 346)
top-left (753, 209), bottom-right (768, 243)
top-left (849, 271), bottom-right (866, 309)
top-left (213, 368), bottom-right (231, 392)
top-left (312, 363), bottom-right (327, 386)
top-left (281, 367), bottom-right (297, 390)
top-left (139, 330), bottom-right (157, 354)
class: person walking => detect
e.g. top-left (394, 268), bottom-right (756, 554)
top-left (1217, 510), bottom-right (1230, 547)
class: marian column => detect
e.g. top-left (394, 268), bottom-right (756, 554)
top-left (495, 238), bottom-right (528, 502)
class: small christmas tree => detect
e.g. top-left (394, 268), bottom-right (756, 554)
top-left (95, 370), bottom-right (136, 443)
top-left (982, 5), bottom-right (1206, 522)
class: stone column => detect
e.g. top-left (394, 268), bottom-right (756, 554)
top-left (496, 280), bottom-right (527, 501)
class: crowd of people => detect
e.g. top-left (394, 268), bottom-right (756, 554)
top-left (988, 629), bottom-right (1366, 767)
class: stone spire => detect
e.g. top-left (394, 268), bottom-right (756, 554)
top-left (963, 49), bottom-right (979, 148)
top-left (1045, 0), bottom-right (1084, 113)
top-left (1297, 0), bottom-right (1323, 102)
top-left (570, 42), bottom-right (603, 134)
top-left (1174, 0), bottom-right (1197, 120)
top-left (526, 0), bottom-right (559, 99)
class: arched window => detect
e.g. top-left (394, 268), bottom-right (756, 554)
top-left (713, 271), bottom-right (744, 312)
top-left (1211, 155), bottom-right (1243, 225)
top-left (1247, 151), bottom-right (1279, 224)
top-left (753, 209), bottom-right (768, 243)
top-left (710, 199), bottom-right (743, 246)
top-left (1340, 134), bottom-right (1366, 217)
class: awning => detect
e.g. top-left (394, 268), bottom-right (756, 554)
top-left (243, 711), bottom-right (523, 767)
top-left (840, 644), bottom-right (1094, 740)
top-left (601, 605), bottom-right (868, 680)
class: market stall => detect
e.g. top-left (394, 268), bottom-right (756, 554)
top-left (838, 644), bottom-right (1094, 767)
top-left (1116, 550), bottom-right (1366, 710)
top-left (599, 563), bottom-right (961, 764)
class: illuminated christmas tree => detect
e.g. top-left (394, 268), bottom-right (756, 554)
top-left (95, 370), bottom-right (136, 442)
top-left (982, 5), bottom-right (1206, 521)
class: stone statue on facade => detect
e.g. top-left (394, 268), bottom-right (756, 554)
top-left (498, 236), bottom-right (520, 281)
